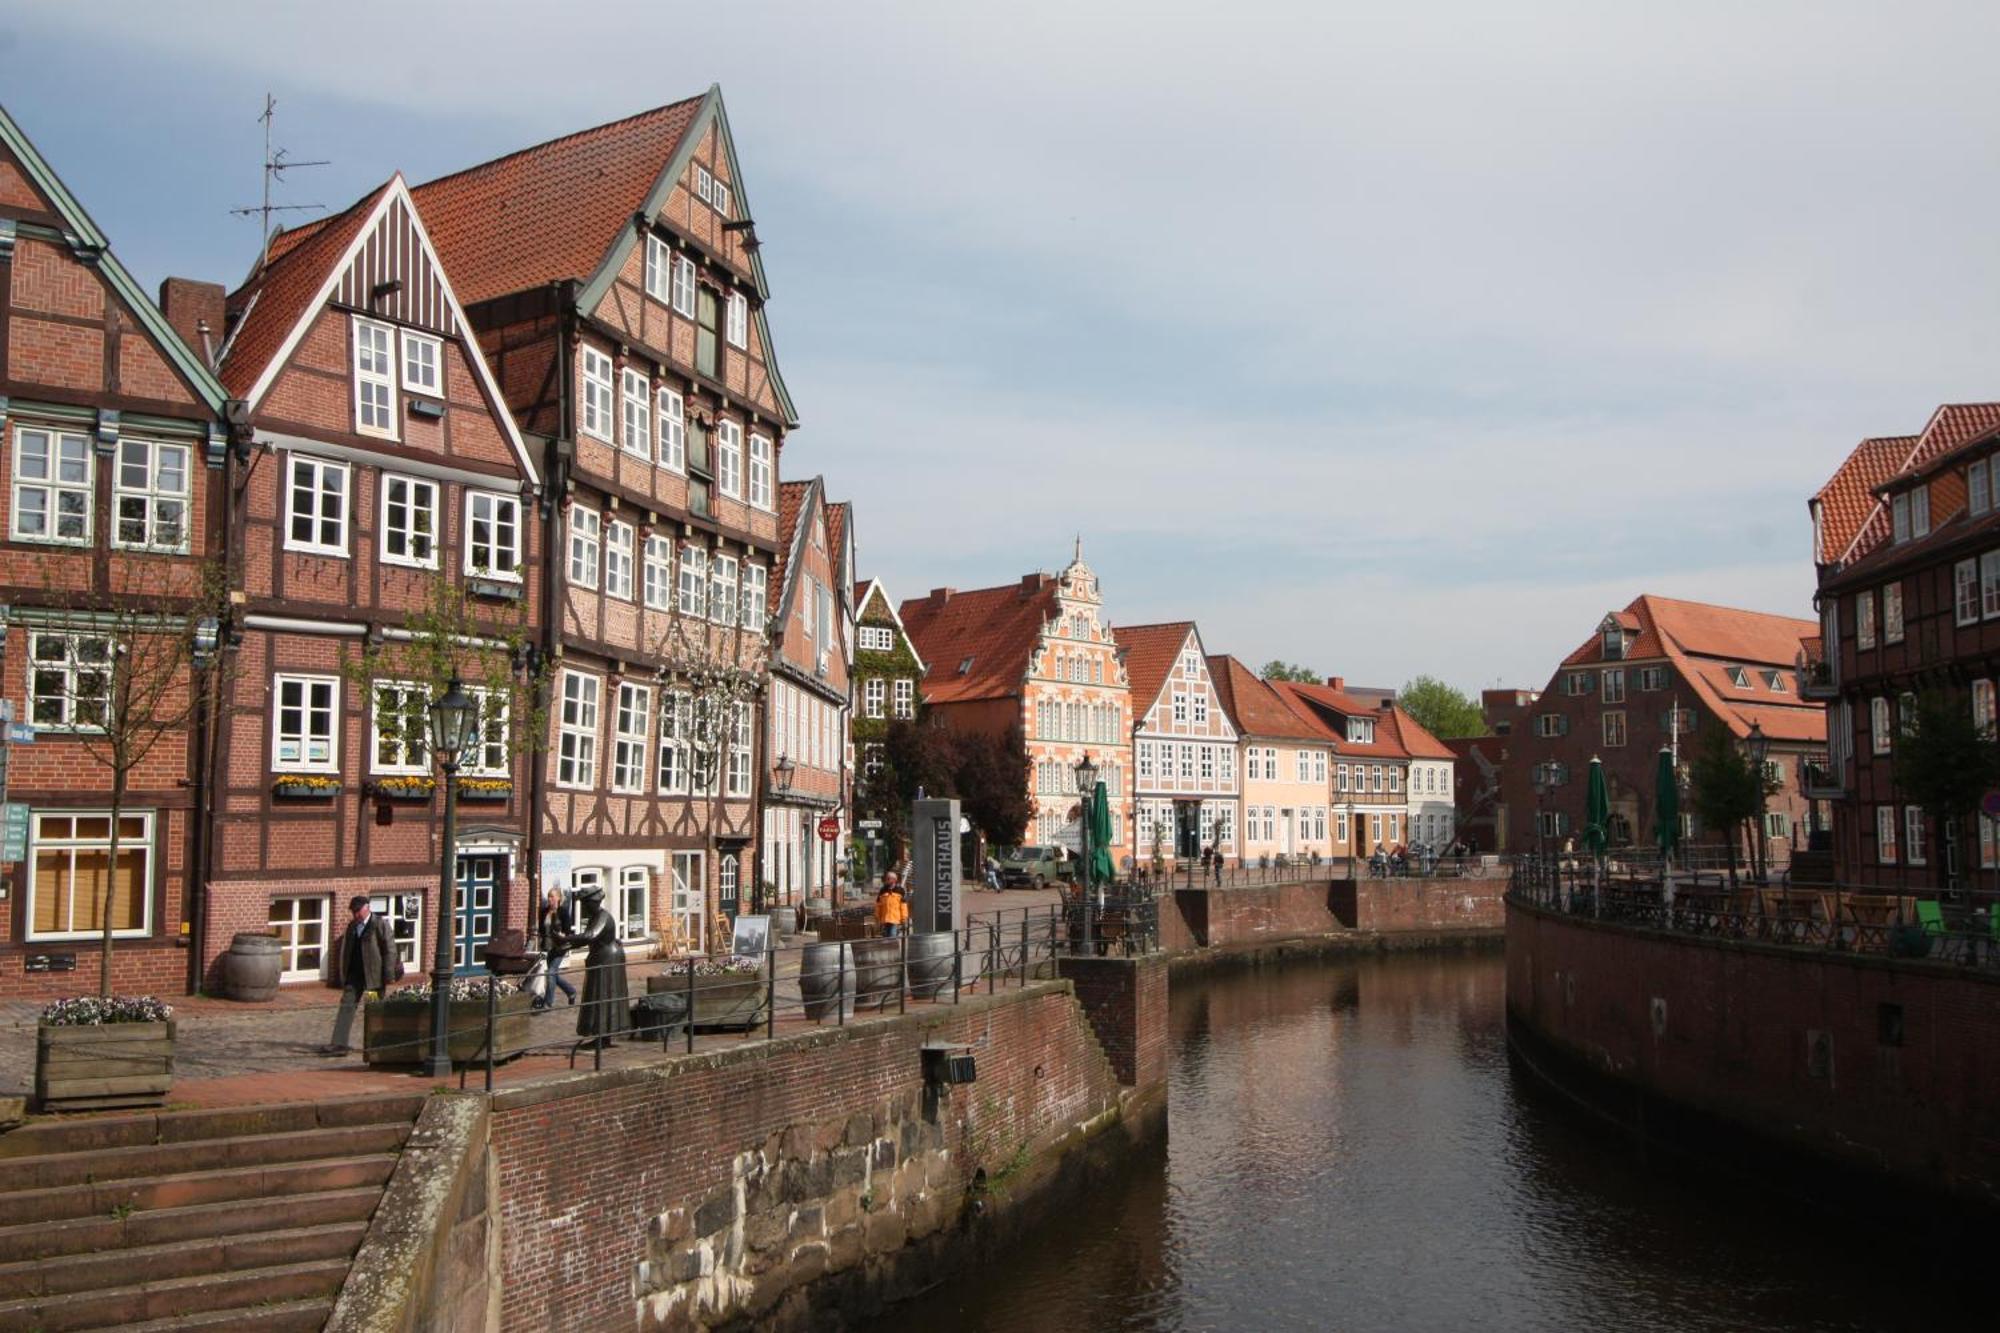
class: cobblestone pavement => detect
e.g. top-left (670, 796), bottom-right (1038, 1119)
top-left (0, 883), bottom-right (1065, 1098)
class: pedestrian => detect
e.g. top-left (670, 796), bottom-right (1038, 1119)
top-left (535, 883), bottom-right (577, 1011)
top-left (876, 872), bottom-right (910, 937)
top-left (320, 895), bottom-right (402, 1056)
top-left (559, 884), bottom-right (630, 1047)
top-left (984, 854), bottom-right (1002, 891)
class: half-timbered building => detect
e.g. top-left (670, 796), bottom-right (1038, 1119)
top-left (0, 106), bottom-right (231, 996)
top-left (213, 175), bottom-right (544, 986)
top-left (1117, 623), bottom-right (1238, 866)
top-left (413, 90), bottom-right (794, 952)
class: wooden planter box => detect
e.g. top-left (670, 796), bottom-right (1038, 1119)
top-left (362, 992), bottom-right (533, 1067)
top-left (647, 972), bottom-right (768, 1031)
top-left (36, 1021), bottom-right (175, 1112)
top-left (457, 781), bottom-right (513, 803)
top-left (272, 779), bottom-right (342, 799)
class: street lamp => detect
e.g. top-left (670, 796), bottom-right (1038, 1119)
top-left (1745, 719), bottom-right (1770, 885)
top-left (1074, 752), bottom-right (1099, 956)
top-left (773, 753), bottom-right (796, 793)
top-left (424, 677), bottom-right (478, 1079)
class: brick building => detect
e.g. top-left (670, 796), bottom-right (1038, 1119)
top-left (763, 477), bottom-right (852, 914)
top-left (900, 545), bottom-right (1131, 853)
top-left (0, 106), bottom-right (232, 996)
top-left (1809, 402), bottom-right (2000, 892)
top-left (1481, 596), bottom-right (1823, 866)
top-left (411, 90), bottom-right (795, 953)
top-left (1118, 623), bottom-right (1238, 867)
top-left (213, 174), bottom-right (545, 987)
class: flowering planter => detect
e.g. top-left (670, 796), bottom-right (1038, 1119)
top-left (366, 777), bottom-right (436, 801)
top-left (647, 971), bottom-right (768, 1031)
top-left (272, 778), bottom-right (342, 799)
top-left (362, 992), bottom-right (533, 1068)
top-left (36, 1020), bottom-right (176, 1112)
top-left (457, 780), bottom-right (514, 803)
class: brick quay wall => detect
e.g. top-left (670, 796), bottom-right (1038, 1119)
top-left (1506, 897), bottom-right (2000, 1217)
top-left (1158, 874), bottom-right (1506, 963)
top-left (486, 963), bottom-right (1166, 1332)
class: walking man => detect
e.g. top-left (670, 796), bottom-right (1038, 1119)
top-left (321, 896), bottom-right (401, 1056)
top-left (536, 883), bottom-right (578, 1010)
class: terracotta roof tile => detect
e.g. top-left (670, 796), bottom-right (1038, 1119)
top-left (410, 98), bottom-right (704, 308)
top-left (1387, 706), bottom-right (1455, 759)
top-left (1112, 623), bottom-right (1195, 713)
top-left (1208, 655), bottom-right (1333, 743)
top-left (220, 182), bottom-right (390, 398)
top-left (900, 578), bottom-right (1060, 705)
top-left (1560, 595), bottom-right (1816, 671)
top-left (1814, 435), bottom-right (1913, 565)
top-left (1271, 681), bottom-right (1412, 759)
top-left (825, 500), bottom-right (848, 576)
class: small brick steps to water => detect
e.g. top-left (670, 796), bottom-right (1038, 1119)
top-left (0, 1092), bottom-right (423, 1332)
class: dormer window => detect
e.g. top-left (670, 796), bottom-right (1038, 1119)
top-left (1972, 458), bottom-right (1992, 517)
top-left (1728, 666), bottom-right (1750, 688)
top-left (1891, 485), bottom-right (1931, 544)
top-left (958, 656), bottom-right (974, 675)
top-left (1602, 628), bottom-right (1625, 660)
top-left (1763, 669), bottom-right (1786, 692)
top-left (1348, 718), bottom-right (1375, 745)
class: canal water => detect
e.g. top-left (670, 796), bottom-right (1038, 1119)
top-left (871, 949), bottom-right (1947, 1333)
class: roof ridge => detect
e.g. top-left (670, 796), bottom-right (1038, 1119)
top-left (411, 96), bottom-right (705, 194)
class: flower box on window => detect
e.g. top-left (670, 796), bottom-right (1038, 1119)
top-left (272, 776), bottom-right (343, 799)
top-left (457, 777), bottom-right (514, 802)
top-left (366, 775), bottom-right (437, 801)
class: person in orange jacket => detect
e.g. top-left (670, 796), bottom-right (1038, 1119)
top-left (875, 872), bottom-right (911, 937)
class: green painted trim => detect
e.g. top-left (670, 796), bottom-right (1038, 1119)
top-left (1, 398), bottom-right (209, 442)
top-left (0, 106), bottom-right (231, 419)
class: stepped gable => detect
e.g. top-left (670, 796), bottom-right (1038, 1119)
top-left (900, 576), bottom-right (1062, 705)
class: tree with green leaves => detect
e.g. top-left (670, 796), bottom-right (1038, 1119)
top-left (1892, 687), bottom-right (2000, 889)
top-left (1398, 675), bottom-right (1486, 739)
top-left (1687, 724), bottom-right (1778, 890)
top-left (1261, 660), bottom-right (1320, 683)
top-left (879, 719), bottom-right (1031, 852)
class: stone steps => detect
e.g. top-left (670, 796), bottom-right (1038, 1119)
top-left (0, 1091), bottom-right (423, 1328)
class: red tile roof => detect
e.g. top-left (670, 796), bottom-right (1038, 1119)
top-left (1113, 623), bottom-right (1195, 714)
top-left (1817, 404), bottom-right (2000, 567)
top-left (774, 478), bottom-right (810, 600)
top-left (825, 500), bottom-right (848, 577)
top-left (409, 98), bottom-right (705, 307)
top-left (220, 182), bottom-right (389, 397)
top-left (1208, 655), bottom-right (1334, 743)
top-left (1386, 707), bottom-right (1455, 760)
top-left (900, 578), bottom-right (1060, 705)
top-left (1271, 681), bottom-right (1412, 759)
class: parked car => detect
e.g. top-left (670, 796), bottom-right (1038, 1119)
top-left (995, 846), bottom-right (1075, 888)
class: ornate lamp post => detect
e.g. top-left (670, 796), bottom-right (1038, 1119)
top-left (1745, 719), bottom-right (1770, 886)
top-left (424, 677), bottom-right (478, 1079)
top-left (771, 754), bottom-right (796, 914)
top-left (1074, 752), bottom-right (1099, 956)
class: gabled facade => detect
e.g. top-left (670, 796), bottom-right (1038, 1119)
top-left (1277, 679), bottom-right (1414, 859)
top-left (0, 105), bottom-right (230, 996)
top-left (901, 545), bottom-right (1131, 853)
top-left (214, 174), bottom-right (543, 986)
top-left (1209, 656), bottom-right (1334, 864)
top-left (410, 91), bottom-right (793, 952)
top-left (1812, 402), bottom-right (2000, 892)
top-left (763, 478), bottom-right (851, 912)
top-left (851, 577), bottom-right (924, 775)
top-left (1117, 623), bottom-right (1237, 866)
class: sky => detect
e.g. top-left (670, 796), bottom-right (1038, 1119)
top-left (8, 1), bottom-right (2000, 694)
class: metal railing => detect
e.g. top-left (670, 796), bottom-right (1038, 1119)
top-left (1509, 856), bottom-right (2000, 971)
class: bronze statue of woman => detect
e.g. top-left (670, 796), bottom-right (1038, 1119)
top-left (561, 885), bottom-right (631, 1046)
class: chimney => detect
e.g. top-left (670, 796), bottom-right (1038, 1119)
top-left (1325, 676), bottom-right (1344, 691)
top-left (158, 278), bottom-right (227, 368)
top-left (1019, 572), bottom-right (1051, 597)
top-left (930, 587), bottom-right (955, 605)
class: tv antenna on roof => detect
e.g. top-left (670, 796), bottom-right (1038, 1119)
top-left (229, 94), bottom-right (328, 239)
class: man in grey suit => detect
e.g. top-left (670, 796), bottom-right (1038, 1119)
top-left (320, 896), bottom-right (402, 1056)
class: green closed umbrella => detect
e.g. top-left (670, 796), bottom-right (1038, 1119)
top-left (1089, 781), bottom-right (1115, 885)
top-left (1584, 756), bottom-right (1611, 857)
top-left (1654, 747), bottom-right (1680, 859)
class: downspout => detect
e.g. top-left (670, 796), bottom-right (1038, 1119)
top-left (527, 283), bottom-right (574, 942)
top-left (189, 406), bottom-right (250, 994)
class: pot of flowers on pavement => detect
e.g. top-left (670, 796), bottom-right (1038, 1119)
top-left (36, 995), bottom-right (176, 1112)
top-left (363, 977), bottom-right (532, 1068)
top-left (649, 955), bottom-right (768, 1031)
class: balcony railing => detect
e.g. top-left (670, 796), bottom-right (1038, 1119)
top-left (1797, 645), bottom-right (1837, 699)
top-left (1799, 755), bottom-right (1845, 800)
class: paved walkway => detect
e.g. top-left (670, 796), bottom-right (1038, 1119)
top-left (1, 884), bottom-right (1064, 1107)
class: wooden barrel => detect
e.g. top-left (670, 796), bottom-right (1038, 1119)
top-left (221, 932), bottom-right (284, 1001)
top-left (800, 941), bottom-right (854, 1020)
top-left (905, 931), bottom-right (955, 998)
top-left (849, 938), bottom-right (902, 1009)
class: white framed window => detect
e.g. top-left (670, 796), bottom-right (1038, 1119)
top-left (1976, 678), bottom-right (1997, 739)
top-left (713, 181), bottom-right (732, 217)
top-left (643, 535), bottom-right (674, 609)
top-left (1913, 486), bottom-right (1931, 538)
top-left (893, 679), bottom-right (914, 719)
top-left (679, 544), bottom-right (707, 617)
top-left (1956, 561), bottom-right (1979, 628)
top-left (1856, 590), bottom-right (1877, 647)
top-left (284, 454), bottom-right (352, 556)
top-left (112, 440), bottom-right (191, 552)
top-left (1876, 805), bottom-right (1897, 863)
top-left (716, 420), bottom-right (743, 498)
top-left (1193, 694), bottom-right (1209, 725)
top-left (711, 553), bottom-right (739, 626)
top-left (657, 387), bottom-right (686, 471)
top-left (672, 254), bottom-right (696, 318)
top-left (27, 811), bottom-right (153, 941)
top-left (658, 690), bottom-right (689, 794)
top-left (616, 865), bottom-right (650, 942)
top-left (400, 330), bottom-right (441, 396)
top-left (743, 563), bottom-right (768, 629)
top-left (465, 490), bottom-right (522, 580)
top-left (1883, 582), bottom-right (1904, 643)
top-left (1983, 551), bottom-right (2000, 620)
top-left (1639, 666), bottom-right (1666, 691)
top-left (749, 434), bottom-right (773, 510)
top-left (604, 520), bottom-right (635, 601)
top-left (1200, 747), bottom-right (1215, 781)
top-left (10, 425), bottom-right (93, 545)
top-left (1371, 765), bottom-right (1384, 792)
top-left (620, 368), bottom-right (651, 457)
top-left (697, 164), bottom-right (713, 202)
top-left (1973, 459), bottom-right (1992, 517)
top-left (268, 896), bottom-right (329, 982)
top-left (1871, 696), bottom-right (1892, 754)
top-left (1602, 668), bottom-right (1625, 703)
top-left (727, 701), bottom-right (753, 797)
top-left (369, 680), bottom-right (430, 774)
top-left (612, 682), bottom-right (651, 794)
top-left (464, 688), bottom-right (511, 778)
top-left (380, 474), bottom-right (439, 569)
top-left (557, 670), bottom-right (600, 789)
top-left (864, 678), bottom-right (886, 718)
top-left (580, 346), bottom-right (614, 442)
top-left (1603, 711), bottom-right (1627, 747)
top-left (859, 626), bottom-right (892, 652)
top-left (726, 291), bottom-right (748, 349)
top-left (1905, 805), bottom-right (1927, 866)
top-left (274, 673), bottom-right (339, 771)
top-left (567, 506), bottom-right (601, 589)
top-left (353, 316), bottom-right (397, 438)
top-left (644, 234), bottom-right (672, 303)
top-left (368, 890), bottom-right (423, 971)
top-left (1295, 751), bottom-right (1311, 782)
top-left (28, 632), bottom-right (111, 730)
